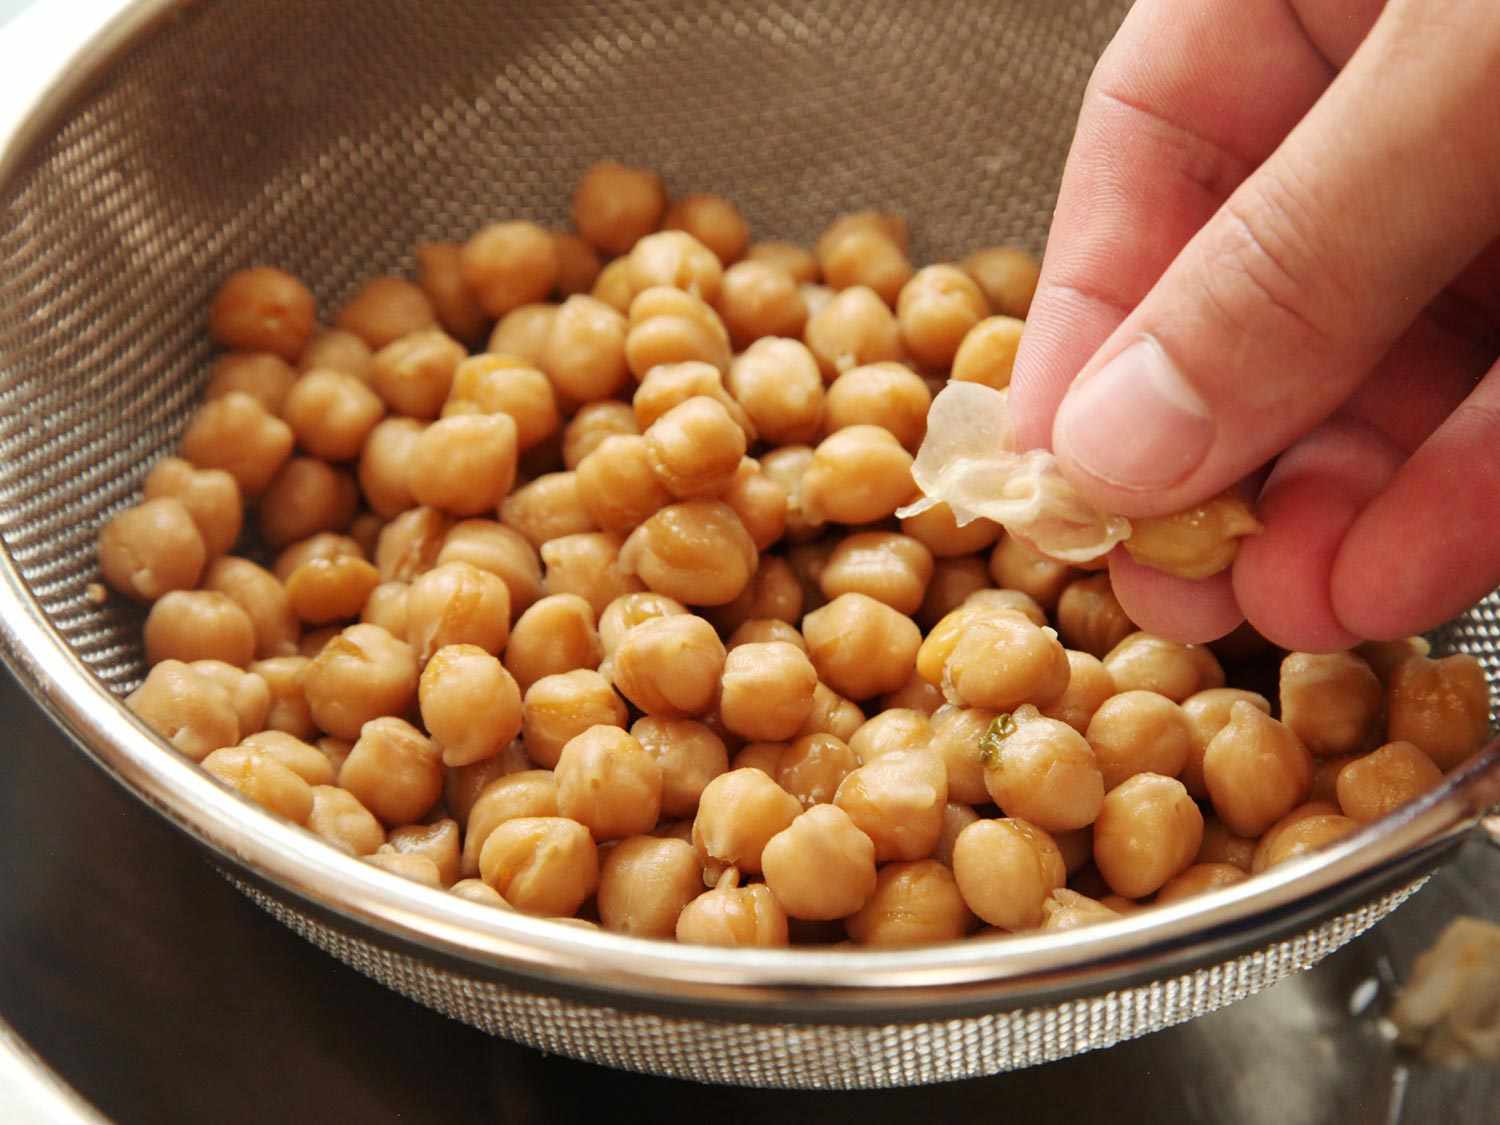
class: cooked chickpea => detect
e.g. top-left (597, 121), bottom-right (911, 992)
top-left (437, 519), bottom-right (542, 614)
top-left (801, 592), bottom-right (920, 701)
top-left (1055, 574), bottom-right (1134, 660)
top-left (800, 425), bottom-right (915, 526)
top-left (704, 644), bottom-right (816, 746)
top-left (746, 240), bottom-right (819, 283)
top-left (487, 303), bottom-right (557, 367)
top-left (537, 294), bottom-right (630, 405)
top-left (541, 532), bottom-right (643, 617)
top-left (541, 233), bottom-right (598, 298)
top-left (1038, 650), bottom-right (1117, 735)
top-left (299, 329), bottom-right (374, 381)
top-left (459, 221), bottom-right (558, 318)
top-left (775, 732), bottom-right (858, 809)
top-left (97, 497), bottom-right (206, 602)
top-left (125, 660), bottom-right (240, 760)
top-left (365, 850), bottom-right (444, 887)
top-left (406, 413), bottom-right (519, 518)
top-left (595, 591), bottom-right (688, 657)
top-left (571, 161), bottom-right (667, 255)
top-left (846, 709), bottom-right (929, 766)
top-left (732, 743), bottom-right (787, 775)
top-left (675, 870), bottom-right (789, 947)
top-left (479, 816), bottom-right (598, 917)
top-left (625, 286), bottom-right (732, 378)
top-left (1203, 702), bottom-right (1313, 836)
top-left (817, 531), bottom-right (932, 617)
top-left (1253, 811), bottom-right (1358, 872)
top-left (986, 534), bottom-right (1071, 611)
top-left (798, 682), bottom-right (866, 743)
top-left (384, 818), bottom-right (462, 887)
top-left (759, 804), bottom-right (876, 921)
top-left (1336, 741), bottom-right (1444, 823)
top-left (143, 590), bottom-right (256, 668)
top-left (281, 368), bottom-right (386, 462)
top-left (414, 241), bottom-right (488, 346)
top-left (824, 365), bottom-right (931, 455)
top-left (661, 194), bottom-right (749, 265)
top-left (208, 266), bottom-right (316, 360)
top-left (760, 446), bottom-right (820, 543)
top-left (450, 879), bottom-right (513, 909)
top-left (299, 626), bottom-right (340, 657)
top-left (914, 557), bottom-right (988, 631)
top-left (804, 286), bottom-right (903, 379)
top-left (372, 507), bottom-right (449, 583)
top-left (1277, 651), bottom-right (1384, 759)
top-left (446, 741), bottom-right (532, 827)
top-left (1103, 632), bottom-right (1225, 703)
top-left (715, 260), bottom-right (807, 348)
top-left (631, 362), bottom-right (751, 437)
top-left (637, 395), bottom-right (747, 500)
top-left (881, 673), bottom-right (945, 717)
top-left (961, 246), bottom-right (1039, 318)
top-left (258, 458), bottom-right (359, 548)
top-left (816, 211), bottom-right (909, 257)
top-left (1092, 773), bottom-right (1203, 899)
top-left (1386, 654), bottom-right (1491, 770)
top-left (589, 258), bottom-right (635, 314)
top-left (201, 744), bottom-right (314, 823)
top-left (348, 514), bottom-right (383, 559)
top-left (627, 230), bottom-right (725, 304)
top-left (979, 704), bottom-right (1105, 831)
top-left (950, 315), bottom-right (1024, 390)
top-left (504, 594), bottom-right (601, 691)
top-left (179, 391), bottom-right (294, 498)
top-left (444, 354), bottom-right (560, 452)
top-left (944, 613), bottom-right (1070, 711)
top-left (896, 265), bottom-right (989, 369)
top-left (1154, 862), bottom-right (1248, 905)
top-left (333, 715), bottom-right (441, 824)
top-left (555, 724), bottom-right (663, 840)
top-left (499, 477), bottom-right (591, 550)
top-left (205, 352), bottom-right (299, 413)
top-left (355, 417), bottom-right (421, 519)
top-left (405, 561), bottom-right (511, 665)
top-left (816, 224), bottom-right (913, 308)
top-left (314, 734), bottom-right (356, 778)
top-left (1084, 691), bottom-right (1193, 791)
top-left (1040, 889), bottom-right (1121, 932)
top-left (1314, 750), bottom-right (1364, 806)
top-left (899, 501), bottom-right (1000, 562)
top-left (1356, 636), bottom-right (1431, 685)
top-left (520, 669), bottom-right (627, 769)
top-left (606, 614), bottom-right (722, 718)
top-left (282, 556), bottom-right (379, 626)
top-left (832, 749), bottom-right (947, 861)
top-left (719, 459), bottom-right (788, 553)
top-left (951, 818), bottom-right (1065, 931)
top-left (629, 716), bottom-right (728, 819)
top-left (598, 835), bottom-right (703, 937)
top-left (915, 601), bottom-right (994, 687)
top-left (307, 785), bottom-right (385, 855)
top-left (335, 277), bottom-right (437, 349)
top-left (704, 556), bottom-right (801, 635)
top-left (187, 660), bottom-right (269, 736)
top-left (461, 768), bottom-right (559, 875)
top-left (1177, 688), bottom-right (1272, 799)
top-left (300, 622), bottom-right (417, 739)
top-left (846, 859), bottom-right (972, 945)
top-left (370, 329), bottom-right (466, 419)
top-left (725, 338), bottom-right (823, 445)
top-left (1197, 817), bottom-right (1257, 871)
top-left (618, 501), bottom-right (758, 606)
top-left (562, 401), bottom-right (639, 469)
top-left (692, 768), bottom-right (801, 876)
top-left (727, 619), bottom-right (805, 652)
top-left (1123, 493), bottom-right (1262, 580)
top-left (142, 458), bottom-right (242, 560)
top-left (416, 644), bottom-right (523, 767)
top-left (237, 730), bottom-right (335, 786)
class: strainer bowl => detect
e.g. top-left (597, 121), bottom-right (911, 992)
top-left (1, 0), bottom-right (1497, 1090)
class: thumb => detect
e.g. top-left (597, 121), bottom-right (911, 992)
top-left (1050, 0), bottom-right (1500, 517)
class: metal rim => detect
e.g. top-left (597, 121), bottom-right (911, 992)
top-left (2, 0), bottom-right (1497, 1022)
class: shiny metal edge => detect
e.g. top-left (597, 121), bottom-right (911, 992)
top-left (0, 1017), bottom-right (109, 1125)
top-left (1, 0), bottom-right (1498, 1020)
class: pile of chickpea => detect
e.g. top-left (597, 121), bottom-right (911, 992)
top-left (98, 161), bottom-right (1494, 947)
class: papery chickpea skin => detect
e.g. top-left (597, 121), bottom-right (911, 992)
top-left (804, 286), bottom-right (903, 379)
top-left (205, 352), bottom-right (299, 413)
top-left (819, 531), bottom-right (933, 616)
top-left (1085, 691), bottom-right (1193, 791)
top-left (598, 835), bottom-right (703, 937)
top-left (896, 265), bottom-right (989, 369)
top-left (571, 161), bottom-right (667, 256)
top-left (1336, 741), bottom-right (1444, 823)
top-left (370, 329), bottom-right (467, 419)
top-left (335, 277), bottom-right (437, 350)
top-left (503, 594), bottom-right (601, 692)
top-left (802, 592), bottom-right (921, 701)
top-left (126, 660), bottom-right (241, 760)
top-left (834, 749), bottom-right (948, 861)
top-left (179, 391), bottom-right (294, 499)
top-left (459, 221), bottom-right (559, 318)
top-left (1203, 702), bottom-right (1313, 837)
top-left (692, 768), bottom-right (802, 877)
top-left (619, 501), bottom-right (759, 607)
top-left (980, 704), bottom-right (1105, 832)
top-left (142, 459), bottom-right (242, 560)
top-left (726, 338), bottom-right (824, 445)
top-left (799, 425), bottom-right (915, 526)
top-left (301, 623), bottom-right (418, 740)
top-left (1385, 654), bottom-right (1491, 770)
top-left (209, 266), bottom-right (316, 361)
top-left (846, 859), bottom-right (973, 946)
top-left (952, 818), bottom-right (1065, 932)
top-left (631, 717), bottom-right (729, 819)
top-left (611, 614), bottom-right (726, 719)
top-left (479, 816), bottom-right (599, 917)
top-left (98, 497), bottom-right (206, 602)
top-left (144, 591), bottom-right (256, 668)
top-left (762, 804), bottom-right (877, 921)
top-left (1093, 773), bottom-right (1203, 899)
top-left (950, 315), bottom-right (1024, 390)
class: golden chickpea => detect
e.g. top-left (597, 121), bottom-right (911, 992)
top-left (447, 740), bottom-right (532, 825)
top-left (537, 294), bottom-right (630, 405)
top-left (562, 401), bottom-right (639, 469)
top-left (1386, 654), bottom-right (1491, 770)
top-left (881, 673), bottom-right (946, 717)
top-left (1253, 812), bottom-right (1358, 872)
top-left (125, 660), bottom-right (240, 760)
top-left (414, 241), bottom-right (488, 346)
top-left (804, 286), bottom-right (903, 379)
top-left (1177, 688), bottom-right (1272, 798)
top-left (732, 742), bottom-right (787, 775)
top-left (407, 413), bottom-right (519, 518)
top-left (818, 531), bottom-right (933, 617)
top-left (725, 338), bottom-right (823, 444)
top-left (179, 391), bottom-right (294, 499)
top-left (208, 266), bottom-right (316, 360)
top-left (405, 561), bottom-right (511, 665)
top-left (1092, 773), bottom-right (1203, 899)
top-left (760, 446), bottom-right (819, 544)
top-left (595, 591), bottom-right (688, 658)
top-left (541, 532), bottom-right (644, 617)
top-left (816, 211), bottom-right (909, 258)
top-left (800, 282), bottom-right (834, 319)
top-left (846, 859), bottom-right (972, 945)
top-left (1154, 863), bottom-right (1248, 906)
top-left (630, 717), bottom-right (728, 819)
top-left (1103, 632), bottom-right (1225, 703)
top-left (979, 704), bottom-right (1104, 831)
top-left (497, 472), bottom-right (591, 547)
top-left (914, 557), bottom-right (988, 631)
top-left (1308, 750), bottom-right (1356, 811)
top-left (703, 556), bottom-right (801, 635)
top-left (355, 417), bottom-right (421, 519)
top-left (632, 360), bottom-right (753, 436)
top-left (822, 364), bottom-right (929, 455)
top-left (715, 260), bottom-right (806, 348)
top-left (555, 725), bottom-right (663, 840)
top-left (416, 644), bottom-right (523, 767)
top-left (847, 709), bottom-right (929, 765)
top-left (238, 730), bottom-right (336, 786)
top-left (141, 458), bottom-right (241, 561)
top-left (952, 818), bottom-right (1065, 931)
top-left (746, 240), bottom-right (819, 284)
top-left (450, 878), bottom-right (513, 909)
top-left (543, 233), bottom-right (598, 298)
top-left (459, 221), bottom-right (558, 318)
top-left (776, 731), bottom-right (859, 809)
top-left (662, 194), bottom-right (750, 265)
top-left (759, 804), bottom-right (876, 921)
top-left (1336, 741), bottom-right (1444, 823)
top-left (950, 315), bottom-right (1024, 390)
top-left (300, 622), bottom-right (417, 739)
top-left (986, 534), bottom-right (1071, 611)
top-left (915, 601), bottom-right (992, 686)
top-left (365, 849), bottom-right (445, 887)
top-left (249, 654), bottom-right (317, 739)
top-left (817, 226), bottom-right (912, 308)
top-left (797, 682), bottom-right (866, 743)
top-left (187, 660), bottom-right (269, 737)
top-left (1203, 702), bottom-right (1313, 837)
top-left (281, 369), bottom-right (386, 463)
top-left (1055, 574), bottom-right (1134, 660)
top-left (588, 258), bottom-right (635, 314)
top-left (639, 396), bottom-right (746, 500)
top-left (1038, 650), bottom-right (1117, 735)
top-left (899, 500), bottom-right (1000, 561)
top-left (597, 836), bottom-right (702, 937)
top-left (896, 265), bottom-right (989, 369)
top-left (1278, 651), bottom-right (1384, 759)
top-left (371, 507), bottom-right (449, 583)
top-left (460, 769), bottom-right (559, 875)
top-left (607, 614), bottom-right (723, 719)
top-left (201, 744), bottom-right (314, 823)
top-left (385, 818), bottom-right (462, 886)
top-left (802, 592), bottom-right (920, 701)
top-left (205, 352), bottom-right (298, 413)
top-left (97, 497), bottom-right (205, 603)
top-left (627, 230), bottom-right (725, 303)
top-left (488, 303), bottom-right (558, 367)
top-left (504, 594), bottom-right (601, 691)
top-left (675, 870), bottom-right (789, 947)
top-left (1355, 636), bottom-right (1431, 685)
top-left (258, 458), bottom-right (359, 549)
top-left (961, 246), bottom-right (1040, 318)
top-left (928, 804), bottom-right (980, 871)
top-left (618, 501), bottom-right (758, 606)
top-left (283, 556), bottom-right (379, 626)
top-left (299, 329), bottom-right (374, 381)
top-left (306, 785), bottom-right (385, 856)
top-left (800, 425), bottom-right (915, 527)
top-left (334, 715), bottom-right (440, 825)
top-left (436, 520), bottom-right (542, 614)
top-left (1040, 888), bottom-right (1121, 932)
top-left (833, 749), bottom-right (947, 861)
top-left (370, 329), bottom-right (467, 419)
top-left (479, 816), bottom-right (598, 916)
top-left (1084, 691), bottom-right (1193, 791)
top-left (143, 590), bottom-right (256, 668)
top-left (444, 355), bottom-right (560, 452)
top-left (692, 768), bottom-right (801, 876)
top-left (713, 642), bottom-right (818, 744)
top-left (520, 668), bottom-right (626, 769)
top-left (571, 161), bottom-right (667, 255)
top-left (315, 735), bottom-right (356, 779)
top-left (944, 613), bottom-right (1071, 711)
top-left (1196, 818), bottom-right (1257, 871)
top-left (624, 286), bottom-right (732, 378)
top-left (1123, 493), bottom-right (1262, 580)
top-left (727, 619), bottom-right (805, 652)
top-left (719, 459), bottom-right (787, 553)
top-left (335, 277), bottom-right (437, 350)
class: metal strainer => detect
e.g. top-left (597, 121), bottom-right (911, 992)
top-left (1, 0), bottom-right (1496, 1091)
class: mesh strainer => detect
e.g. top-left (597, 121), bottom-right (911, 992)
top-left (1, 0), bottom-right (1497, 1091)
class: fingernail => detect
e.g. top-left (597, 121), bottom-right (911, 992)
top-left (1054, 335), bottom-right (1213, 490)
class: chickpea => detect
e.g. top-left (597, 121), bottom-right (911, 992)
top-left (370, 329), bottom-right (467, 419)
top-left (961, 246), bottom-right (1039, 318)
top-left (1054, 574), bottom-right (1133, 660)
top-left (913, 557), bottom-right (987, 631)
top-left (1123, 493), bottom-right (1262, 580)
top-left (435, 519), bottom-right (542, 615)
top-left (632, 360), bottom-right (752, 436)
top-left (978, 704), bottom-right (1105, 831)
top-left (555, 724), bottom-right (663, 840)
top-left (831, 749), bottom-right (947, 862)
top-left (1275, 651), bottom-right (1385, 759)
top-left (1041, 889), bottom-right (1121, 932)
top-left (775, 731), bottom-right (858, 809)
top-left (413, 241), bottom-right (487, 346)
top-left (944, 613), bottom-right (1071, 711)
top-left (365, 850), bottom-right (444, 887)
top-left (406, 414), bottom-right (519, 519)
top-left (1084, 691), bottom-right (1193, 791)
top-left (414, 644), bottom-right (522, 768)
top-left (450, 879), bottom-right (513, 909)
top-left (1253, 811), bottom-right (1358, 872)
top-left (817, 225), bottom-right (912, 308)
top-left (804, 286), bottom-right (903, 379)
top-left (478, 816), bottom-right (598, 916)
top-left (660, 194), bottom-right (748, 265)
top-left (756, 804), bottom-right (875, 921)
top-left (824, 365), bottom-right (931, 457)
top-left (306, 785), bottom-right (385, 856)
top-left (675, 870), bottom-right (789, 947)
top-left (896, 265), bottom-right (989, 369)
top-left (745, 240), bottom-right (819, 283)
top-left (624, 287), bottom-right (732, 378)
top-left (314, 733), bottom-right (355, 775)
top-left (1151, 862), bottom-right (1247, 906)
top-left (404, 561), bottom-right (511, 665)
top-left (1177, 688), bottom-right (1272, 798)
top-left (713, 261), bottom-right (806, 349)
top-left (444, 355), bottom-right (559, 452)
top-left (618, 501), bottom-right (758, 606)
top-left (299, 622), bottom-right (417, 739)
top-left (205, 352), bottom-right (298, 413)
top-left (760, 446), bottom-right (819, 544)
top-left (1355, 636), bottom-right (1431, 685)
top-left (281, 556), bottom-right (378, 626)
top-left (1103, 631), bottom-right (1225, 703)
top-left (594, 591), bottom-right (686, 657)
top-left (97, 498), bottom-right (205, 602)
top-left (637, 396), bottom-right (746, 500)
top-left (446, 739), bottom-right (531, 821)
top-left (915, 601), bottom-right (993, 686)
top-left (596, 836), bottom-right (702, 937)
top-left (179, 391), bottom-right (294, 499)
top-left (801, 426), bottom-right (915, 527)
top-left (201, 744), bottom-right (314, 823)
top-left (520, 668), bottom-right (627, 769)
top-left (800, 282), bottom-right (835, 319)
top-left (1386, 654), bottom-right (1491, 770)
top-left (985, 534), bottom-right (1070, 611)
top-left (881, 673), bottom-right (946, 717)
top-left (800, 592), bottom-right (919, 701)
top-left (141, 590), bottom-right (254, 668)
top-left (1336, 741), bottom-right (1444, 823)
top-left (588, 258), bottom-right (635, 314)
top-left (817, 531), bottom-right (932, 617)
top-left (816, 211), bottom-right (909, 258)
top-left (141, 458), bottom-right (242, 562)
top-left (732, 742), bottom-right (787, 775)
top-left (335, 277), bottom-right (437, 349)
top-left (798, 681), bottom-right (866, 743)
top-left (723, 341), bottom-right (822, 448)
top-left (951, 818), bottom-right (1064, 931)
top-left (208, 266), bottom-right (316, 360)
top-left (332, 715), bottom-right (440, 824)
top-left (348, 513), bottom-right (384, 559)
top-left (1202, 702), bottom-right (1313, 836)
top-left (727, 619), bottom-right (805, 652)
top-left (188, 660), bottom-right (270, 737)
top-left (923, 804), bottom-right (978, 872)
top-left (459, 221), bottom-right (559, 318)
top-left (655, 635), bottom-right (807, 746)
top-left (496, 471), bottom-right (590, 546)
top-left (898, 501), bottom-right (999, 562)
top-left (248, 654), bottom-right (316, 740)
top-left (238, 729), bottom-right (336, 786)
top-left (258, 458), bottom-right (359, 549)
top-left (1038, 650), bottom-right (1117, 735)
top-left (488, 303), bottom-right (558, 366)
top-left (541, 531), bottom-right (644, 617)
top-left (1092, 773), bottom-right (1203, 899)
top-left (692, 768), bottom-right (801, 876)
top-left (571, 161), bottom-right (666, 255)
top-left (354, 417), bottom-right (420, 519)
top-left (504, 594), bottom-right (601, 691)
top-left (1197, 817), bottom-right (1257, 871)
top-left (461, 769), bottom-right (559, 876)
top-left (280, 369), bottom-right (385, 464)
top-left (720, 459), bottom-right (788, 552)
top-left (369, 509), bottom-right (446, 584)
top-left (562, 401), bottom-right (639, 469)
top-left (537, 294), bottom-right (630, 405)
top-left (627, 230), bottom-right (725, 304)
top-left (299, 329), bottom-right (374, 381)
top-left (125, 660), bottom-right (240, 759)
top-left (703, 556), bottom-right (801, 635)
top-left (607, 615), bottom-right (723, 720)
top-left (950, 315), bottom-right (1024, 390)
top-left (844, 859), bottom-right (972, 945)
top-left (622, 716), bottom-right (727, 820)
top-left (847, 709), bottom-right (929, 766)
top-left (384, 818), bottom-right (462, 887)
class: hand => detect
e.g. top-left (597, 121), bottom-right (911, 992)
top-left (1008, 0), bottom-right (1500, 650)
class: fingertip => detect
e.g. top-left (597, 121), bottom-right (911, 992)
top-left (1106, 550), bottom-right (1244, 644)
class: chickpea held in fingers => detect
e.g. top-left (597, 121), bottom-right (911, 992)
top-left (1122, 493), bottom-right (1262, 581)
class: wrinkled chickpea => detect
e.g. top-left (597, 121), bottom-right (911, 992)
top-left (716, 260), bottom-right (807, 348)
top-left (804, 286), bottom-right (903, 379)
top-left (761, 804), bottom-right (876, 921)
top-left (727, 338), bottom-right (824, 445)
top-left (563, 401), bottom-right (640, 469)
top-left (418, 644), bottom-right (523, 767)
top-left (834, 750), bottom-right (947, 861)
top-left (444, 354), bottom-right (559, 452)
top-left (802, 593), bottom-right (921, 701)
top-left (98, 497), bottom-right (206, 603)
top-left (126, 660), bottom-right (241, 760)
top-left (307, 785), bottom-right (385, 856)
top-left (1177, 688), bottom-right (1272, 799)
top-left (520, 669), bottom-right (627, 769)
top-left (504, 594), bottom-right (601, 692)
top-left (619, 501), bottom-right (758, 607)
top-left (144, 591), bottom-right (256, 668)
top-left (950, 315), bottom-right (1024, 390)
top-left (986, 534), bottom-right (1071, 611)
top-left (746, 240), bottom-right (819, 283)
top-left (881, 673), bottom-right (946, 717)
top-left (573, 435), bottom-right (671, 534)
top-left (961, 246), bottom-right (1039, 318)
top-left (142, 458), bottom-right (242, 559)
top-left (777, 732), bottom-right (860, 809)
top-left (371, 508), bottom-right (448, 583)
top-left (798, 682), bottom-right (866, 743)
top-left (540, 294), bottom-right (630, 404)
top-left (943, 612), bottom-right (1070, 711)
top-left (846, 859), bottom-right (973, 946)
top-left (716, 642), bottom-right (818, 742)
top-left (1203, 703), bottom-right (1313, 837)
top-left (675, 870), bottom-right (789, 947)
top-left (238, 730), bottom-right (335, 786)
top-left (625, 286), bottom-right (732, 378)
top-left (188, 660), bottom-right (270, 737)
top-left (846, 709), bottom-right (929, 766)
top-left (896, 265), bottom-right (989, 369)
top-left (281, 368), bottom-right (386, 462)
top-left (1038, 650), bottom-right (1116, 735)
top-left (816, 223), bottom-right (912, 308)
top-left (627, 230), bottom-right (725, 304)
top-left (642, 396), bottom-right (747, 499)
top-left (460, 769), bottom-right (559, 876)
top-left (209, 266), bottom-right (316, 360)
top-left (435, 519), bottom-right (542, 614)
top-left (459, 221), bottom-right (558, 318)
top-left (284, 556), bottom-right (380, 626)
top-left (488, 303), bottom-right (557, 367)
top-left (498, 474), bottom-right (593, 550)
top-left (630, 717), bottom-right (729, 820)
top-left (818, 531), bottom-right (933, 617)
top-left (598, 835), bottom-right (703, 937)
top-left (759, 445), bottom-right (819, 543)
top-left (407, 414), bottom-right (519, 518)
top-left (202, 744), bottom-right (314, 823)
top-left (571, 161), bottom-right (667, 256)
top-left (555, 725), bottom-right (664, 841)
top-left (692, 768), bottom-right (801, 876)
top-left (335, 277), bottom-right (437, 350)
top-left (823, 362), bottom-right (930, 453)
top-left (541, 532), bottom-right (643, 617)
top-left (1092, 773), bottom-right (1203, 899)
top-left (1252, 811), bottom-right (1358, 872)
top-left (1386, 654), bottom-right (1491, 770)
top-left (980, 704), bottom-right (1104, 832)
top-left (1056, 574), bottom-right (1134, 660)
top-left (336, 716), bottom-right (441, 825)
top-left (258, 458), bottom-right (359, 549)
top-left (1279, 651), bottom-right (1384, 758)
top-left (611, 614), bottom-right (726, 719)
top-left (952, 818), bottom-right (1065, 932)
top-left (404, 561), bottom-right (511, 665)
top-left (800, 425), bottom-right (915, 526)
top-left (205, 352), bottom-right (298, 413)
top-left (299, 329), bottom-right (374, 381)
top-left (301, 623), bottom-right (417, 740)
top-left (180, 391), bottom-right (294, 499)
top-left (370, 329), bottom-right (466, 419)
top-left (1336, 741), bottom-right (1444, 823)
top-left (1085, 691), bottom-right (1193, 791)
top-left (479, 816), bottom-right (599, 917)
top-left (1155, 862), bottom-right (1248, 905)
top-left (1103, 632), bottom-right (1225, 703)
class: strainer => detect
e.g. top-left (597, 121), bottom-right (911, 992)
top-left (1, 0), bottom-right (1496, 1091)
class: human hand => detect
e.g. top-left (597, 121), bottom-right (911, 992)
top-left (1008, 0), bottom-right (1500, 650)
